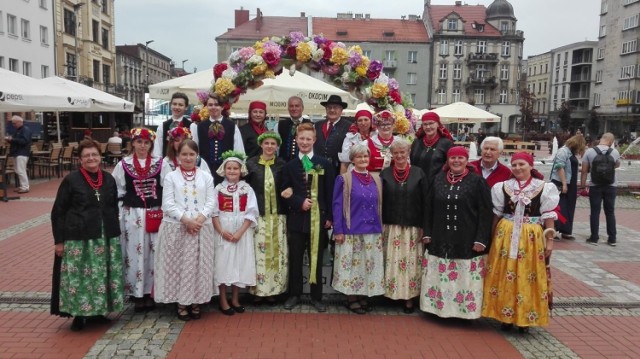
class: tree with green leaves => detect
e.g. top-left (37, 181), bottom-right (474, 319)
top-left (518, 89), bottom-right (537, 140)
top-left (558, 101), bottom-right (572, 131)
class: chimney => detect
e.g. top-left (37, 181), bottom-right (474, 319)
top-left (301, 12), bottom-right (305, 18)
top-left (235, 8), bottom-right (250, 27)
top-left (455, 1), bottom-right (462, 5)
top-left (256, 8), bottom-right (263, 31)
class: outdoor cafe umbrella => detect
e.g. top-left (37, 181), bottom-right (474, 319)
top-left (430, 102), bottom-right (501, 124)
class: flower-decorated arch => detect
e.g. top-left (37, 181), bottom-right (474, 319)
top-left (208, 32), bottom-right (418, 136)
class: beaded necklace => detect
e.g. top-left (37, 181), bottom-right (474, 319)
top-left (393, 165), bottom-right (410, 185)
top-left (446, 168), bottom-right (469, 185)
top-left (133, 153), bottom-right (152, 178)
top-left (422, 133), bottom-right (440, 148)
top-left (79, 167), bottom-right (104, 201)
top-left (352, 170), bottom-right (372, 185)
top-left (180, 166), bottom-right (196, 181)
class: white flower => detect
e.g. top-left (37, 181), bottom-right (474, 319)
top-left (228, 51), bottom-right (241, 63)
top-left (375, 73), bottom-right (390, 85)
top-left (312, 49), bottom-right (325, 62)
top-left (221, 68), bottom-right (238, 80)
top-left (247, 54), bottom-right (264, 65)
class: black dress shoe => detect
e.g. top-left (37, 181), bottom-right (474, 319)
top-left (70, 317), bottom-right (85, 331)
top-left (219, 306), bottom-right (235, 316)
top-left (283, 296), bottom-right (299, 310)
top-left (518, 326), bottom-right (530, 334)
top-left (88, 315), bottom-right (111, 324)
top-left (403, 305), bottom-right (415, 314)
top-left (500, 323), bottom-right (513, 332)
top-left (232, 305), bottom-right (245, 314)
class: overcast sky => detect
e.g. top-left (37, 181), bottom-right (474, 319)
top-left (115, 0), bottom-right (600, 73)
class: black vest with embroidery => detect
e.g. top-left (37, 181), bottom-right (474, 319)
top-left (197, 118), bottom-right (236, 169)
top-left (121, 158), bottom-right (164, 208)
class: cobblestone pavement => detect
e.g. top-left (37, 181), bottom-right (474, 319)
top-left (1, 176), bottom-right (639, 358)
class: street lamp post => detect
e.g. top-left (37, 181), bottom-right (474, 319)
top-left (625, 72), bottom-right (632, 133)
top-left (72, 3), bottom-right (85, 82)
top-left (182, 59), bottom-right (189, 72)
top-left (143, 40), bottom-right (154, 126)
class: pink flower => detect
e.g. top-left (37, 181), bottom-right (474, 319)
top-left (409, 281), bottom-right (417, 289)
top-left (436, 301), bottom-right (444, 309)
top-left (393, 239), bottom-right (401, 247)
top-left (422, 258), bottom-right (428, 268)
top-left (448, 271), bottom-right (458, 281)
top-left (465, 292), bottom-right (475, 302)
top-left (262, 52), bottom-right (280, 67)
top-left (470, 261), bottom-right (477, 272)
top-left (455, 293), bottom-right (464, 303)
top-left (427, 288), bottom-right (436, 298)
top-left (438, 263), bottom-right (446, 273)
top-left (448, 262), bottom-right (457, 271)
top-left (467, 302), bottom-right (477, 312)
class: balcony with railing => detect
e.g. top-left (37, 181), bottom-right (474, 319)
top-left (570, 73), bottom-right (591, 82)
top-left (500, 29), bottom-right (525, 39)
top-left (465, 75), bottom-right (497, 88)
top-left (383, 60), bottom-right (397, 69)
top-left (569, 90), bottom-right (590, 100)
top-left (467, 52), bottom-right (499, 64)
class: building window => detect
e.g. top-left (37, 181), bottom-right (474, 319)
top-left (39, 26), bottom-right (48, 45)
top-left (477, 41), bottom-right (486, 54)
top-left (621, 65), bottom-right (636, 78)
top-left (103, 64), bottom-right (111, 85)
top-left (563, 68), bottom-right (567, 81)
top-left (544, 81), bottom-right (547, 94)
top-left (9, 58), bottom-right (19, 72)
top-left (623, 14), bottom-right (639, 30)
top-left (7, 14), bottom-right (17, 36)
top-left (474, 89), bottom-right (485, 104)
top-left (41, 65), bottom-right (49, 78)
top-left (385, 50), bottom-right (395, 61)
top-left (408, 51), bottom-right (417, 63)
top-left (0, 11), bottom-right (3, 34)
top-left (454, 40), bottom-right (463, 56)
top-left (439, 63), bottom-right (448, 79)
top-left (437, 89), bottom-right (446, 104)
top-left (500, 21), bottom-right (509, 31)
top-left (500, 64), bottom-right (509, 80)
top-left (92, 20), bottom-right (99, 43)
top-left (409, 93), bottom-right (416, 104)
top-left (499, 89), bottom-right (508, 104)
top-left (597, 48), bottom-right (605, 60)
top-left (601, 0), bottom-right (609, 13)
top-left (447, 19), bottom-right (457, 30)
top-left (545, 63), bottom-right (548, 73)
top-left (501, 41), bottom-right (510, 56)
top-left (102, 28), bottom-right (109, 49)
top-left (624, 0), bottom-right (639, 5)
top-left (363, 50), bottom-right (372, 58)
top-left (475, 64), bottom-right (486, 78)
top-left (599, 25), bottom-right (606, 37)
top-left (453, 63), bottom-right (461, 79)
top-left (66, 53), bottom-right (77, 77)
top-left (39, 0), bottom-right (48, 9)
top-left (102, 0), bottom-right (109, 14)
top-left (595, 70), bottom-right (603, 83)
top-left (452, 88), bottom-right (461, 102)
top-left (0, 56), bottom-right (4, 68)
top-left (23, 62), bottom-right (31, 76)
top-left (538, 83), bottom-right (542, 94)
top-left (440, 40), bottom-right (449, 56)
top-left (407, 72), bottom-right (417, 85)
top-left (622, 40), bottom-right (637, 54)
top-left (93, 60), bottom-right (101, 82)
top-left (594, 93), bottom-right (601, 106)
top-left (64, 9), bottom-right (76, 36)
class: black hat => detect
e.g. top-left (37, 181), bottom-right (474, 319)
top-left (320, 95), bottom-right (348, 109)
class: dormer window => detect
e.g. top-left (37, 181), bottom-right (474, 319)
top-left (383, 31), bottom-right (395, 37)
top-left (447, 18), bottom-right (458, 30)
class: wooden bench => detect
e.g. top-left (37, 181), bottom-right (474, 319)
top-left (502, 141), bottom-right (536, 156)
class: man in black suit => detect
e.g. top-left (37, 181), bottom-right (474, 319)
top-left (275, 96), bottom-right (311, 161)
top-left (280, 123), bottom-right (335, 312)
top-left (314, 95), bottom-right (351, 175)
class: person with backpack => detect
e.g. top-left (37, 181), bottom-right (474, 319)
top-left (580, 133), bottom-right (621, 246)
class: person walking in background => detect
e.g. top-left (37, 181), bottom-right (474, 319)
top-left (275, 96), bottom-right (311, 162)
top-left (240, 101), bottom-right (269, 158)
top-left (469, 136), bottom-right (512, 188)
top-left (420, 146), bottom-right (492, 320)
top-left (112, 128), bottom-right (171, 313)
top-left (51, 139), bottom-right (124, 331)
top-left (5, 115), bottom-right (32, 193)
top-left (482, 152), bottom-right (559, 333)
top-left (155, 139), bottom-right (216, 321)
top-left (580, 133), bottom-right (621, 246)
top-left (410, 112), bottom-right (454, 186)
top-left (245, 132), bottom-right (289, 305)
top-left (212, 151), bottom-right (258, 316)
top-left (551, 135), bottom-right (586, 240)
top-left (191, 93), bottom-right (244, 184)
top-left (280, 123), bottom-right (335, 312)
top-left (314, 95), bottom-right (352, 176)
top-left (380, 138), bottom-right (426, 314)
top-left (332, 144), bottom-right (385, 314)
top-left (153, 92), bottom-right (192, 158)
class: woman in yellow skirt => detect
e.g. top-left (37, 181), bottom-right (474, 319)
top-left (482, 152), bottom-right (559, 333)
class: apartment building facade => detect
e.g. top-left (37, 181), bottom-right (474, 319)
top-left (525, 52), bottom-right (552, 130)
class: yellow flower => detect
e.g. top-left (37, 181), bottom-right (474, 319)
top-left (254, 40), bottom-right (265, 55)
top-left (296, 42), bottom-right (312, 62)
top-left (251, 63), bottom-right (267, 76)
top-left (394, 117), bottom-right (410, 135)
top-left (214, 78), bottom-right (234, 97)
top-left (355, 65), bottom-right (368, 77)
top-left (371, 83), bottom-right (389, 99)
top-left (199, 107), bottom-right (209, 120)
top-left (349, 45), bottom-right (363, 55)
top-left (264, 70), bottom-right (275, 78)
top-left (330, 47), bottom-right (349, 65)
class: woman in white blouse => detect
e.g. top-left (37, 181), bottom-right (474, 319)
top-left (154, 139), bottom-right (216, 321)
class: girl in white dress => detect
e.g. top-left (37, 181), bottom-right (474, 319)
top-left (212, 151), bottom-right (259, 315)
top-left (155, 140), bottom-right (216, 321)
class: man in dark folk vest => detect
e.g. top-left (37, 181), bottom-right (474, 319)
top-left (153, 92), bottom-right (192, 157)
top-left (313, 95), bottom-right (351, 175)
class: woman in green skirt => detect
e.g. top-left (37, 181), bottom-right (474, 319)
top-left (51, 139), bottom-right (125, 331)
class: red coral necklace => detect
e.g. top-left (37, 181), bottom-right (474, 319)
top-left (446, 168), bottom-right (469, 185)
top-left (353, 170), bottom-right (372, 185)
top-left (422, 134), bottom-right (440, 148)
top-left (79, 167), bottom-right (104, 201)
top-left (133, 153), bottom-right (152, 178)
top-left (180, 166), bottom-right (196, 181)
top-left (393, 165), bottom-right (410, 185)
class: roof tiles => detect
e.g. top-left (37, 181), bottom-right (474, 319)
top-left (428, 5), bottom-right (502, 37)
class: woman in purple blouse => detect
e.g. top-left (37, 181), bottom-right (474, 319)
top-left (332, 144), bottom-right (385, 314)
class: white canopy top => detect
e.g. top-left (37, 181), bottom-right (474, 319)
top-left (41, 77), bottom-right (134, 112)
top-left (430, 102), bottom-right (501, 124)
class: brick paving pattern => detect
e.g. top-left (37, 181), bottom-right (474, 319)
top-left (1, 156), bottom-right (640, 358)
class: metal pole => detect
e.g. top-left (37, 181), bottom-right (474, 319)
top-left (73, 3), bottom-right (84, 81)
top-left (143, 40), bottom-right (154, 127)
top-left (182, 59), bottom-right (189, 71)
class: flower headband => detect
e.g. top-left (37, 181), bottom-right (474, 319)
top-left (131, 128), bottom-right (156, 142)
top-left (167, 126), bottom-right (191, 140)
top-left (257, 132), bottom-right (282, 146)
top-left (373, 110), bottom-right (396, 126)
top-left (216, 150), bottom-right (249, 177)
